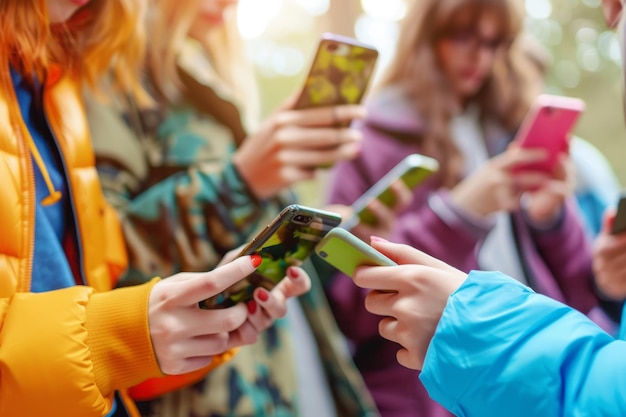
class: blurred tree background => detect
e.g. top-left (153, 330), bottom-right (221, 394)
top-left (236, 0), bottom-right (625, 206)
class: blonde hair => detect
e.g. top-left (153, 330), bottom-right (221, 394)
top-left (377, 0), bottom-right (539, 186)
top-left (146, 1), bottom-right (259, 125)
top-left (0, 0), bottom-right (147, 100)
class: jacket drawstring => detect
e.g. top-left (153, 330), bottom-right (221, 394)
top-left (24, 133), bottom-right (62, 206)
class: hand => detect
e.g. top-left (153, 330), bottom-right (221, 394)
top-left (149, 257), bottom-right (312, 375)
top-left (449, 147), bottom-right (550, 218)
top-left (593, 210), bottom-right (626, 300)
top-left (353, 237), bottom-right (467, 370)
top-left (234, 98), bottom-right (366, 199)
top-left (351, 180), bottom-right (414, 241)
top-left (521, 153), bottom-right (575, 224)
top-left (217, 245), bottom-right (245, 267)
top-left (240, 266), bottom-right (312, 339)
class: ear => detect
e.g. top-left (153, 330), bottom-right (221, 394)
top-left (602, 0), bottom-right (623, 28)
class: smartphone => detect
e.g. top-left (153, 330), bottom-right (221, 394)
top-left (611, 191), bottom-right (626, 235)
top-left (315, 228), bottom-right (396, 278)
top-left (200, 205), bottom-right (342, 309)
top-left (293, 33), bottom-right (379, 114)
top-left (341, 154), bottom-right (439, 230)
top-left (514, 94), bottom-right (585, 173)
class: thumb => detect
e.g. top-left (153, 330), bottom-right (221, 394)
top-left (370, 237), bottom-right (461, 274)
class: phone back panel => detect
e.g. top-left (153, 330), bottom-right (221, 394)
top-left (315, 228), bottom-right (396, 278)
top-left (515, 94), bottom-right (585, 172)
top-left (294, 33), bottom-right (378, 110)
top-left (201, 206), bottom-right (341, 309)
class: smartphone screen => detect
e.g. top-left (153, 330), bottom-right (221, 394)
top-left (294, 33), bottom-right (379, 111)
top-left (200, 205), bottom-right (341, 309)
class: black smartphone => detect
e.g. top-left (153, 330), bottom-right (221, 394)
top-left (611, 191), bottom-right (626, 235)
top-left (294, 33), bottom-right (379, 114)
top-left (200, 205), bottom-right (342, 309)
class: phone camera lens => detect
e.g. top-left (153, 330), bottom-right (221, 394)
top-left (319, 251), bottom-right (328, 258)
top-left (293, 214), bottom-right (312, 225)
top-left (326, 42), bottom-right (338, 52)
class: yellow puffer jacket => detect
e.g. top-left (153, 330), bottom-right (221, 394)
top-left (0, 71), bottom-right (234, 417)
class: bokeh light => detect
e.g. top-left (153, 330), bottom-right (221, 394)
top-left (237, 0), bottom-right (284, 39)
top-left (361, 0), bottom-right (407, 21)
top-left (526, 0), bottom-right (553, 19)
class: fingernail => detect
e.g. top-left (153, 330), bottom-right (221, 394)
top-left (257, 288), bottom-right (269, 302)
top-left (251, 254), bottom-right (262, 268)
top-left (370, 236), bottom-right (388, 243)
top-left (247, 300), bottom-right (257, 314)
top-left (288, 267), bottom-right (299, 279)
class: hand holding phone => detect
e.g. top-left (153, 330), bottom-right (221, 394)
top-left (199, 205), bottom-right (341, 309)
top-left (342, 154), bottom-right (439, 230)
top-left (514, 94), bottom-right (585, 173)
top-left (315, 228), bottom-right (396, 278)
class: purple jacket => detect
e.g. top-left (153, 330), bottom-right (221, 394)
top-left (324, 87), bottom-right (600, 417)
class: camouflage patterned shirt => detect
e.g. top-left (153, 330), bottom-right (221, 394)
top-left (86, 41), bottom-right (379, 417)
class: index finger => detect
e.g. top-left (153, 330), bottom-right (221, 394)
top-left (353, 264), bottom-right (416, 292)
top-left (175, 256), bottom-right (258, 306)
top-left (275, 104), bottom-right (367, 128)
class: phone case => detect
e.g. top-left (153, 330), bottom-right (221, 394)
top-left (342, 154), bottom-right (439, 229)
top-left (315, 228), bottom-right (396, 278)
top-left (611, 191), bottom-right (626, 235)
top-left (515, 94), bottom-right (585, 173)
top-left (200, 205), bottom-right (342, 309)
top-left (293, 33), bottom-right (379, 110)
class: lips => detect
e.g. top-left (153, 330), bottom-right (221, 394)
top-left (70, 0), bottom-right (90, 6)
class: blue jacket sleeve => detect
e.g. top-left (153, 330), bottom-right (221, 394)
top-left (419, 271), bottom-right (626, 417)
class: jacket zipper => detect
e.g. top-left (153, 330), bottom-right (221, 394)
top-left (41, 86), bottom-right (87, 285)
top-left (3, 71), bottom-right (36, 291)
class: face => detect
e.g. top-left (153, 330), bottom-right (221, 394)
top-left (435, 14), bottom-right (508, 101)
top-left (46, 0), bottom-right (91, 24)
top-left (188, 0), bottom-right (238, 40)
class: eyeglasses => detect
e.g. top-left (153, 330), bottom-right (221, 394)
top-left (444, 30), bottom-right (511, 55)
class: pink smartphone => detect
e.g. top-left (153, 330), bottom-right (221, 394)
top-left (514, 94), bottom-right (585, 173)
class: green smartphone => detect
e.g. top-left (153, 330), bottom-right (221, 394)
top-left (342, 154), bottom-right (439, 229)
top-left (200, 205), bottom-right (342, 309)
top-left (314, 227), bottom-right (396, 278)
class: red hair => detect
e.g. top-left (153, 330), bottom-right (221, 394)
top-left (0, 0), bottom-right (147, 100)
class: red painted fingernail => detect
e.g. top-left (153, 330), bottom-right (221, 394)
top-left (370, 236), bottom-right (388, 243)
top-left (251, 254), bottom-right (262, 268)
top-left (247, 300), bottom-right (257, 314)
top-left (288, 267), bottom-right (299, 279)
top-left (257, 288), bottom-right (269, 302)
